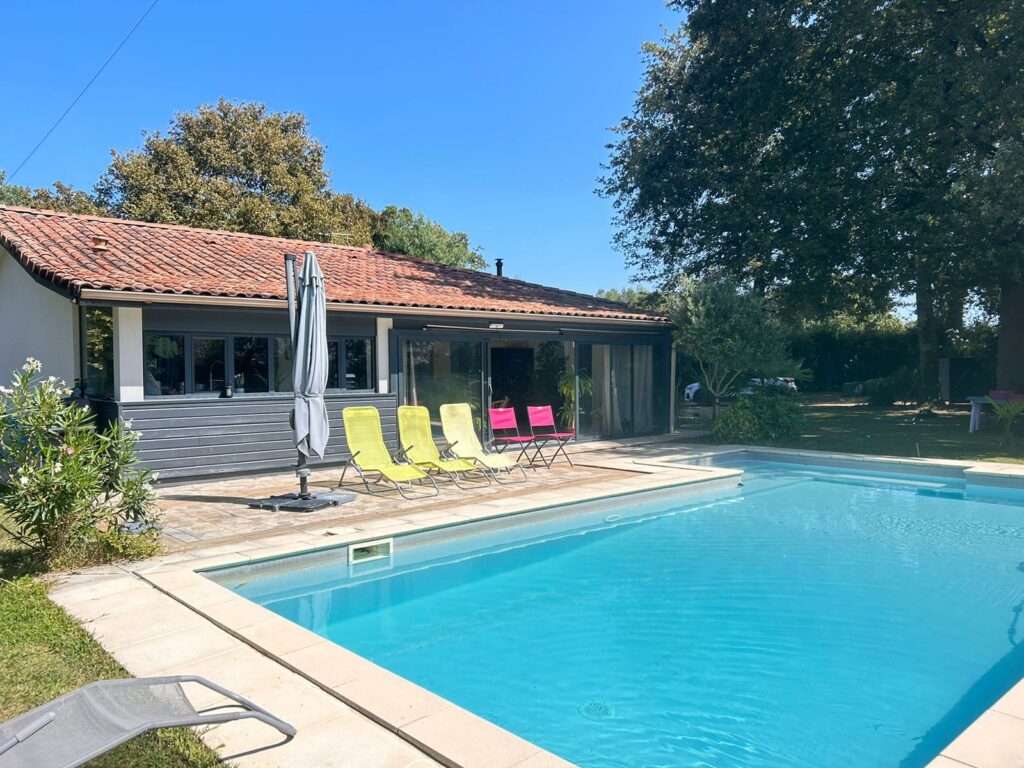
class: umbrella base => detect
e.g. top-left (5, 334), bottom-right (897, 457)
top-left (249, 492), bottom-right (355, 513)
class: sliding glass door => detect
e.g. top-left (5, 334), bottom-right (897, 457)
top-left (489, 340), bottom-right (574, 430)
top-left (578, 343), bottom-right (658, 439)
top-left (399, 334), bottom-right (666, 442)
top-left (402, 339), bottom-right (485, 436)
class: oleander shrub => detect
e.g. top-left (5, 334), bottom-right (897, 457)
top-left (712, 389), bottom-right (806, 443)
top-left (0, 358), bottom-right (158, 566)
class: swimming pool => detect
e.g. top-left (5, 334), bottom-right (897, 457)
top-left (211, 460), bottom-right (1024, 767)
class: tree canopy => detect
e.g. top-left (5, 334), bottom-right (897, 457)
top-left (0, 172), bottom-right (103, 215)
top-left (3, 100), bottom-right (483, 270)
top-left (595, 286), bottom-right (664, 312)
top-left (603, 0), bottom-right (1024, 392)
top-left (372, 206), bottom-right (484, 269)
top-left (95, 99), bottom-right (377, 245)
top-left (670, 277), bottom-right (797, 414)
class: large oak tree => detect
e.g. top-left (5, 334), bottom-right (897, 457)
top-left (5, 100), bottom-right (484, 270)
top-left (603, 0), bottom-right (1024, 393)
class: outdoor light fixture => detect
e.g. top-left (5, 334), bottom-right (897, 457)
top-left (489, 323), bottom-right (505, 329)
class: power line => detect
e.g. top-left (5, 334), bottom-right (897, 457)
top-left (7, 0), bottom-right (159, 183)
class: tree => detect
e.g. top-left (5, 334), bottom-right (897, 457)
top-left (371, 206), bottom-right (485, 270)
top-left (595, 286), bottom-right (664, 312)
top-left (96, 99), bottom-right (378, 245)
top-left (5, 101), bottom-right (486, 270)
top-left (91, 99), bottom-right (486, 269)
top-left (670, 278), bottom-right (797, 416)
top-left (602, 2), bottom-right (886, 315)
top-left (603, 0), bottom-right (1024, 398)
top-left (0, 171), bottom-right (104, 215)
top-left (0, 171), bottom-right (30, 207)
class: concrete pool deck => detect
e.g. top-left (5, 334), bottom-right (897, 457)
top-left (42, 440), bottom-right (1024, 768)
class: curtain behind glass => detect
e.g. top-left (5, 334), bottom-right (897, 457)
top-left (610, 345), bottom-right (632, 434)
top-left (633, 345), bottom-right (654, 433)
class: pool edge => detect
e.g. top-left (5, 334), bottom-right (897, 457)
top-left (134, 445), bottom-right (1024, 768)
top-left (135, 460), bottom-right (743, 768)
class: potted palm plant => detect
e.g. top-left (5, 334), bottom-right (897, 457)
top-left (558, 364), bottom-right (593, 432)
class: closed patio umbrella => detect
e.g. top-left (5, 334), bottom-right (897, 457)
top-left (251, 251), bottom-right (353, 512)
top-left (292, 251), bottom-right (330, 462)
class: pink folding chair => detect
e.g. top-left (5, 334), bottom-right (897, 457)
top-left (488, 407), bottom-right (544, 468)
top-left (527, 405), bottom-right (574, 467)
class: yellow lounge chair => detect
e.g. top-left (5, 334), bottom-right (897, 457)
top-left (439, 403), bottom-right (528, 483)
top-left (398, 406), bottom-right (491, 489)
top-left (338, 406), bottom-right (439, 499)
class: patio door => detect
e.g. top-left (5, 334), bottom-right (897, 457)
top-left (401, 338), bottom-right (486, 437)
top-left (577, 343), bottom-right (659, 439)
top-left (489, 340), bottom-right (575, 431)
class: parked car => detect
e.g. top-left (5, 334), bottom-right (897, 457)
top-left (738, 377), bottom-right (798, 395)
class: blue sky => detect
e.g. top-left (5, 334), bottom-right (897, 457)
top-left (1, 1), bottom-right (680, 294)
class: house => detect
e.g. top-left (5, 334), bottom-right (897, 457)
top-left (0, 205), bottom-right (674, 479)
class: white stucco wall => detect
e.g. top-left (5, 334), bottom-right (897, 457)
top-left (376, 317), bottom-right (393, 393)
top-left (0, 248), bottom-right (78, 385)
top-left (113, 306), bottom-right (144, 402)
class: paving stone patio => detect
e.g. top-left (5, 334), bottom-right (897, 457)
top-left (152, 434), bottom-right (707, 551)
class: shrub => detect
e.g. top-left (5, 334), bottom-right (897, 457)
top-left (0, 359), bottom-right (158, 566)
top-left (712, 390), bottom-right (806, 443)
top-left (988, 397), bottom-right (1024, 449)
top-left (864, 367), bottom-right (921, 406)
top-left (790, 316), bottom-right (918, 391)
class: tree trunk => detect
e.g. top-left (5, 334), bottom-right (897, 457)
top-left (916, 264), bottom-right (940, 402)
top-left (997, 272), bottom-right (1024, 391)
top-left (941, 290), bottom-right (965, 337)
top-left (943, 299), bottom-right (964, 332)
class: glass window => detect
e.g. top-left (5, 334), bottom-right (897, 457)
top-left (326, 341), bottom-right (340, 389)
top-left (273, 337), bottom-right (294, 392)
top-left (83, 307), bottom-right (114, 398)
top-left (233, 336), bottom-right (269, 393)
top-left (344, 338), bottom-right (373, 390)
top-left (403, 339), bottom-right (483, 436)
top-left (192, 337), bottom-right (226, 394)
top-left (144, 335), bottom-right (185, 396)
top-left (632, 345), bottom-right (655, 433)
top-left (579, 343), bottom-right (634, 438)
top-left (489, 340), bottom-right (572, 429)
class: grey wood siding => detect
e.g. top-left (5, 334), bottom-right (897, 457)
top-left (111, 393), bottom-right (397, 480)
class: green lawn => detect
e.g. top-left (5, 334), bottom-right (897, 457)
top-left (0, 541), bottom-right (224, 767)
top-left (698, 400), bottom-right (1024, 464)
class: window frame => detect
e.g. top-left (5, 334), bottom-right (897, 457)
top-left (330, 337), bottom-right (376, 393)
top-left (80, 305), bottom-right (115, 398)
top-left (141, 330), bottom-right (376, 398)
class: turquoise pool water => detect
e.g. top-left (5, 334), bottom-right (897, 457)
top-left (215, 461), bottom-right (1024, 767)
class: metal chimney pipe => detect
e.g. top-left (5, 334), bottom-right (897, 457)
top-left (495, 258), bottom-right (504, 277)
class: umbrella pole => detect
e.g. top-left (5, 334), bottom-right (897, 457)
top-left (284, 253), bottom-right (310, 498)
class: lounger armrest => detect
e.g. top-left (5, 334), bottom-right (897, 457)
top-left (0, 712), bottom-right (55, 756)
top-left (177, 676), bottom-right (297, 738)
top-left (393, 444), bottom-right (413, 463)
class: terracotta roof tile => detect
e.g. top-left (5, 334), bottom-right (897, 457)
top-left (0, 206), bottom-right (666, 323)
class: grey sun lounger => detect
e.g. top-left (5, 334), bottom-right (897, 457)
top-left (0, 675), bottom-right (296, 768)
